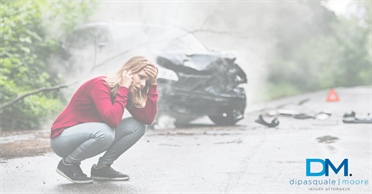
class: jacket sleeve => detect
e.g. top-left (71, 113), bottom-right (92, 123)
top-left (127, 84), bottom-right (158, 125)
top-left (91, 81), bottom-right (129, 128)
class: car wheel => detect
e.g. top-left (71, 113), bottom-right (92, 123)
top-left (208, 111), bottom-right (238, 126)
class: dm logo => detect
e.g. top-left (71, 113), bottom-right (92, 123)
top-left (306, 159), bottom-right (348, 176)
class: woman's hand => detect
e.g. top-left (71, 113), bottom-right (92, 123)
top-left (120, 70), bottom-right (133, 88)
top-left (144, 63), bottom-right (158, 85)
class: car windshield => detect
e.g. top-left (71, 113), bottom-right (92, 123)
top-left (116, 25), bottom-right (209, 53)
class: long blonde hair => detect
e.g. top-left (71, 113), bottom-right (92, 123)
top-left (105, 56), bottom-right (151, 108)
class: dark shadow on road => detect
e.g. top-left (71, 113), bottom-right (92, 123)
top-left (54, 181), bottom-right (139, 193)
top-left (176, 124), bottom-right (246, 129)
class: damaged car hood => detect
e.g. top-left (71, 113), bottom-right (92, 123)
top-left (156, 51), bottom-right (247, 96)
top-left (157, 51), bottom-right (237, 71)
top-left (157, 51), bottom-right (247, 83)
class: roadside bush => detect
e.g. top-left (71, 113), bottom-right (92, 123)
top-left (0, 0), bottom-right (97, 131)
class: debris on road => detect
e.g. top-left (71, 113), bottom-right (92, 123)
top-left (255, 115), bottom-right (279, 128)
top-left (343, 118), bottom-right (372, 123)
top-left (293, 111), bottom-right (331, 120)
top-left (316, 135), bottom-right (339, 144)
top-left (343, 111), bottom-right (372, 124)
top-left (343, 111), bottom-right (356, 118)
top-left (267, 107), bottom-right (332, 121)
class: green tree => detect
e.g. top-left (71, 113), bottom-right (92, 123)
top-left (0, 0), bottom-right (97, 131)
top-left (267, 1), bottom-right (370, 99)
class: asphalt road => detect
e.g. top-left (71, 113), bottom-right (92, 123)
top-left (0, 86), bottom-right (371, 193)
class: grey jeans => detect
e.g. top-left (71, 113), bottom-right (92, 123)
top-left (50, 117), bottom-right (147, 165)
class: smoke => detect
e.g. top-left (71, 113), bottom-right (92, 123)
top-left (55, 2), bottom-right (334, 109)
top-left (89, 1), bottom-right (318, 105)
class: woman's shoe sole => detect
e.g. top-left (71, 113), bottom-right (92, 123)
top-left (91, 175), bottom-right (130, 181)
top-left (56, 169), bottom-right (94, 184)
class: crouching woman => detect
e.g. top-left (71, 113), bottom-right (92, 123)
top-left (50, 56), bottom-right (158, 183)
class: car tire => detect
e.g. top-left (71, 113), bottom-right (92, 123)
top-left (208, 111), bottom-right (238, 126)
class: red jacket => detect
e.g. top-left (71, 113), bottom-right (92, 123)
top-left (50, 76), bottom-right (158, 138)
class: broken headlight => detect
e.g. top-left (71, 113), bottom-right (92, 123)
top-left (157, 65), bottom-right (179, 81)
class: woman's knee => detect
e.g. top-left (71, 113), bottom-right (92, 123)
top-left (94, 125), bottom-right (115, 146)
top-left (135, 121), bottom-right (147, 137)
top-left (119, 117), bottom-right (147, 136)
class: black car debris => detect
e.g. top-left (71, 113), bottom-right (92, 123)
top-left (51, 22), bottom-right (248, 126)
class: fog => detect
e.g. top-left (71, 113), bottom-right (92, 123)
top-left (55, 1), bottom-right (367, 118)
top-left (88, 1), bottom-right (294, 104)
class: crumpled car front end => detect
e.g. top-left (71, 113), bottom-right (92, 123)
top-left (155, 51), bottom-right (247, 126)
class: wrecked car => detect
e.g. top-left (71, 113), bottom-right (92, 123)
top-left (51, 22), bottom-right (247, 126)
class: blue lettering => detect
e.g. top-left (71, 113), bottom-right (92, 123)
top-left (306, 159), bottom-right (325, 176)
top-left (325, 159), bottom-right (348, 176)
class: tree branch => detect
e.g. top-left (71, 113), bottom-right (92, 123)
top-left (0, 83), bottom-right (72, 110)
